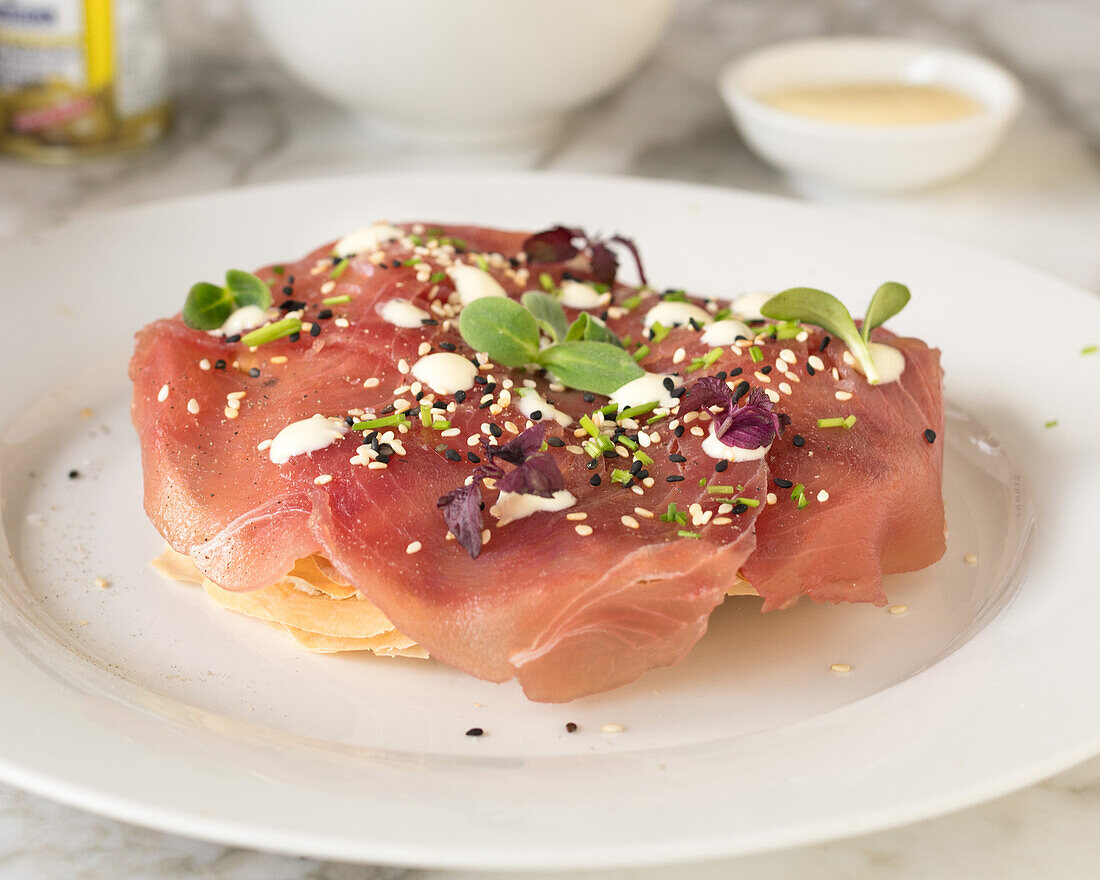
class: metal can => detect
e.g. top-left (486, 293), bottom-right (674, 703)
top-left (0, 0), bottom-right (171, 162)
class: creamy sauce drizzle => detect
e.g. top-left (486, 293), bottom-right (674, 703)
top-left (333, 222), bottom-right (403, 258)
top-left (760, 83), bottom-right (981, 126)
top-left (516, 388), bottom-right (572, 426)
top-left (269, 415), bottom-right (349, 465)
top-left (643, 301), bottom-right (711, 330)
top-left (559, 280), bottom-right (609, 309)
top-left (701, 318), bottom-right (754, 347)
top-left (451, 264), bottom-right (506, 305)
top-left (495, 489), bottom-right (577, 526)
top-left (731, 291), bottom-right (774, 321)
top-left (855, 341), bottom-right (906, 384)
top-left (701, 427), bottom-right (770, 462)
top-left (379, 298), bottom-right (430, 328)
top-left (411, 351), bottom-right (478, 394)
top-left (210, 305), bottom-right (269, 338)
top-left (610, 372), bottom-right (678, 410)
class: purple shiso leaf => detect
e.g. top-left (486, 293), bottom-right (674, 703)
top-left (437, 482), bottom-right (484, 558)
top-left (522, 226), bottom-right (583, 264)
top-left (489, 422), bottom-right (548, 466)
top-left (588, 242), bottom-right (620, 286)
top-left (609, 234), bottom-right (649, 288)
top-left (680, 381), bottom-right (782, 451)
top-left (496, 452), bottom-right (565, 497)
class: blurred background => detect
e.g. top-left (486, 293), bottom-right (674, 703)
top-left (0, 1), bottom-right (1098, 878)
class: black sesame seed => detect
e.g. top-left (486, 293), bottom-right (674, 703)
top-left (630, 460), bottom-right (643, 475)
top-left (249, 367), bottom-right (260, 378)
top-left (733, 381), bottom-right (750, 401)
top-left (669, 453), bottom-right (687, 463)
top-left (345, 416), bottom-right (356, 426)
top-left (583, 392), bottom-right (595, 403)
top-left (774, 478), bottom-right (793, 489)
top-left (820, 335), bottom-right (831, 351)
top-left (732, 502), bottom-right (749, 515)
top-left (689, 318), bottom-right (703, 331)
top-left (391, 259), bottom-right (401, 268)
top-left (484, 382), bottom-right (497, 394)
top-left (288, 332), bottom-right (300, 343)
top-left (310, 323), bottom-right (322, 337)
top-left (924, 428), bottom-right (937, 444)
top-left (378, 443), bottom-right (394, 456)
top-left (547, 436), bottom-right (565, 447)
top-left (666, 475), bottom-right (685, 482)
top-left (376, 453), bottom-right (391, 464)
top-left (281, 285), bottom-right (293, 296)
top-left (715, 460), bottom-right (729, 473)
top-left (600, 310), bottom-right (609, 321)
top-left (761, 365), bottom-right (773, 375)
top-left (530, 410), bottom-right (543, 420)
top-left (381, 404), bottom-right (396, 414)
top-left (674, 425), bottom-right (685, 437)
top-left (317, 308), bottom-right (333, 320)
top-left (214, 359), bottom-right (227, 370)
top-left (415, 390), bottom-right (425, 401)
top-left (286, 275), bottom-right (295, 284)
top-left (421, 318), bottom-right (439, 326)
top-left (792, 435), bottom-right (805, 448)
top-left (225, 334), bottom-right (241, 344)
top-left (439, 341), bottom-right (456, 351)
top-left (68, 469), bottom-right (80, 479)
top-left (590, 474), bottom-right (602, 487)
top-left (467, 452), bottom-right (481, 463)
top-left (586, 459), bottom-right (599, 470)
top-left (637, 469), bottom-right (649, 480)
top-left (566, 722), bottom-right (578, 733)
top-left (806, 363), bottom-right (816, 376)
top-left (728, 367), bottom-right (743, 377)
top-left (670, 387), bottom-right (686, 398)
top-left (465, 727), bottom-right (483, 737)
top-left (478, 399), bottom-right (492, 409)
top-left (279, 299), bottom-right (305, 311)
top-left (474, 375), bottom-right (488, 385)
top-left (454, 390), bottom-right (467, 403)
top-left (716, 371), bottom-right (728, 381)
top-left (489, 424), bottom-right (503, 438)
top-left (445, 449), bottom-right (461, 462)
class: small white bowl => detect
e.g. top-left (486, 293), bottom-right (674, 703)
top-left (718, 37), bottom-right (1023, 192)
top-left (245, 0), bottom-right (677, 144)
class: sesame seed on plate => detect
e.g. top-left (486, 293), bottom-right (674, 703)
top-left (964, 552), bottom-right (978, 565)
top-left (406, 541), bottom-right (422, 554)
top-left (830, 663), bottom-right (851, 673)
top-left (601, 723), bottom-right (624, 734)
top-left (816, 489), bottom-right (830, 502)
top-left (890, 605), bottom-right (908, 615)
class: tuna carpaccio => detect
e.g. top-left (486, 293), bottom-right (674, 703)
top-left (130, 223), bottom-right (945, 702)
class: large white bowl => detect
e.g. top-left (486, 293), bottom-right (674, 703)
top-left (245, 0), bottom-right (676, 143)
top-left (719, 37), bottom-right (1023, 192)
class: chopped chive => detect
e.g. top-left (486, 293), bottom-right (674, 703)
top-left (1044, 419), bottom-right (1058, 428)
top-left (633, 449), bottom-right (654, 466)
top-left (619, 400), bottom-right (658, 420)
top-left (677, 530), bottom-right (701, 539)
top-left (322, 294), bottom-right (352, 305)
top-left (622, 294), bottom-right (642, 310)
top-left (712, 307), bottom-right (731, 322)
top-left (735, 497), bottom-right (760, 507)
top-left (610, 468), bottom-right (634, 486)
top-left (272, 265), bottom-right (285, 274)
top-left (790, 483), bottom-right (805, 500)
top-left (593, 282), bottom-right (610, 294)
top-left (431, 419), bottom-right (451, 430)
top-left (596, 435), bottom-right (615, 453)
top-left (474, 254), bottom-right (489, 271)
top-left (539, 272), bottom-right (555, 292)
top-left (619, 435), bottom-right (638, 451)
top-left (685, 358), bottom-right (706, 374)
top-left (650, 322), bottom-right (670, 344)
top-left (621, 335), bottom-right (633, 348)
top-left (403, 257), bottom-right (422, 266)
top-left (408, 233), bottom-right (423, 246)
top-left (659, 503), bottom-right (679, 523)
top-left (633, 344), bottom-right (651, 361)
top-left (775, 322), bottom-right (803, 340)
top-left (797, 493), bottom-right (810, 509)
top-left (817, 417), bottom-right (846, 428)
top-left (352, 413), bottom-right (407, 430)
top-left (330, 259), bottom-right (349, 279)
top-left (429, 271), bottom-right (446, 284)
top-left (843, 415), bottom-right (857, 429)
top-left (663, 290), bottom-right (688, 302)
top-left (646, 410), bottom-right (668, 424)
top-left (580, 415), bottom-right (600, 438)
top-left (241, 317), bottom-right (302, 347)
top-left (699, 478), bottom-right (707, 487)
top-left (583, 439), bottom-right (602, 459)
top-left (749, 346), bottom-right (763, 363)
top-left (703, 347), bottom-right (723, 366)
top-left (599, 403), bottom-right (619, 417)
top-left (419, 405), bottom-right (432, 427)
top-left (706, 485), bottom-right (738, 495)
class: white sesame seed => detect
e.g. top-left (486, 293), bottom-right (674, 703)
top-left (227, 398), bottom-right (241, 411)
top-left (320, 280), bottom-right (336, 294)
top-left (634, 506), bottom-right (654, 519)
top-left (441, 428), bottom-right (461, 438)
top-left (764, 388), bottom-right (780, 403)
top-left (228, 391), bottom-right (246, 400)
top-left (504, 421), bottom-right (519, 434)
top-left (831, 367), bottom-right (840, 381)
top-left (575, 524), bottom-right (593, 536)
top-left (779, 382), bottom-right (792, 395)
top-left (224, 407), bottom-right (238, 419)
top-left (766, 492), bottom-right (777, 505)
top-left (367, 461), bottom-right (387, 469)
top-left (631, 485), bottom-right (644, 496)
top-left (314, 474), bottom-right (333, 485)
top-left (481, 528), bottom-right (491, 545)
top-left (796, 330), bottom-right (809, 342)
top-left (642, 477), bottom-right (655, 488)
top-left (187, 398), bottom-right (200, 414)
top-left (565, 445), bottom-right (585, 455)
top-left (467, 434), bottom-right (481, 447)
top-left (964, 552), bottom-right (978, 565)
top-left (830, 663), bottom-right (851, 674)
top-left (890, 604), bottom-right (908, 615)
top-left (566, 512), bottom-right (588, 521)
top-left (816, 489), bottom-right (830, 502)
top-left (712, 517), bottom-right (732, 525)
top-left (406, 540), bottom-right (422, 555)
top-left (417, 342), bottom-right (431, 356)
top-left (754, 371), bottom-right (771, 383)
top-left (600, 723), bottom-right (624, 734)
top-left (835, 390), bottom-right (853, 401)
top-left (842, 351), bottom-right (855, 366)
top-left (779, 348), bottom-right (797, 364)
top-left (398, 359), bottom-right (410, 374)
top-left (94, 577), bottom-right (108, 589)
top-left (718, 503), bottom-right (733, 514)
top-left (808, 355), bottom-right (825, 371)
top-left (199, 358), bottom-right (211, 371)
top-left (157, 384), bottom-right (169, 402)
top-left (690, 426), bottom-right (705, 437)
top-left (672, 347), bottom-right (686, 364)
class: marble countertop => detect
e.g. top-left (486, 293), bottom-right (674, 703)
top-left (1, 0), bottom-right (1098, 877)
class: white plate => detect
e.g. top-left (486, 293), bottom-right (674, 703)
top-left (0, 173), bottom-right (1096, 871)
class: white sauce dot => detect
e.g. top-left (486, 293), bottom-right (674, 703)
top-left (412, 352), bottom-right (479, 395)
top-left (732, 291), bottom-right (775, 320)
top-left (211, 305), bottom-right (269, 338)
top-left (379, 298), bottom-right (430, 328)
top-left (701, 425), bottom-right (770, 462)
top-left (516, 389), bottom-right (572, 426)
top-left (495, 489), bottom-right (577, 526)
top-left (643, 301), bottom-right (711, 330)
top-left (451, 264), bottom-right (506, 305)
top-left (333, 222), bottom-right (403, 258)
top-left (559, 280), bottom-right (609, 309)
top-left (700, 319), bottom-right (754, 347)
top-left (610, 372), bottom-right (677, 410)
top-left (269, 415), bottom-right (349, 465)
top-left (853, 342), bottom-right (906, 384)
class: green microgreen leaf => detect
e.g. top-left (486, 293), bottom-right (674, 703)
top-left (861, 282), bottom-right (911, 343)
top-left (564, 312), bottom-right (623, 347)
top-left (521, 291), bottom-right (569, 343)
top-left (241, 316), bottom-right (301, 347)
top-left (712, 307), bottom-right (732, 322)
top-left (536, 341), bottom-right (644, 396)
top-left (458, 297), bottom-right (540, 368)
top-left (182, 282), bottom-right (235, 330)
top-left (225, 270), bottom-right (272, 310)
top-left (762, 287), bottom-right (883, 384)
